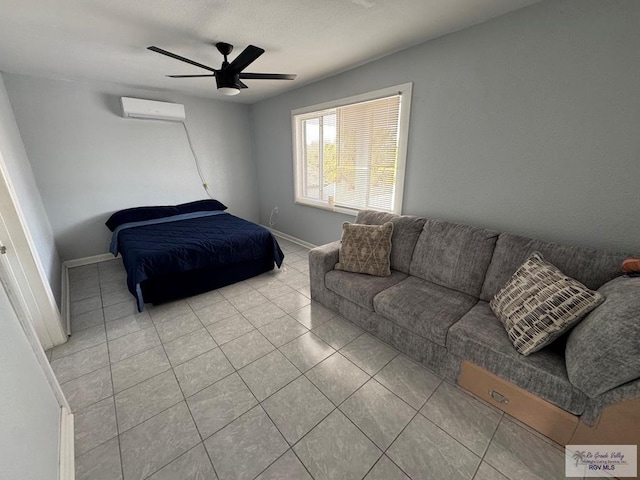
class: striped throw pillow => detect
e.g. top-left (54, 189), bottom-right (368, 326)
top-left (490, 252), bottom-right (604, 356)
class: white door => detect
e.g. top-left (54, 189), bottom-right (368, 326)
top-left (0, 246), bottom-right (73, 480)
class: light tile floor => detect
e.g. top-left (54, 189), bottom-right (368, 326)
top-left (47, 238), bottom-right (578, 480)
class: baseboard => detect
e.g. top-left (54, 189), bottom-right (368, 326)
top-left (59, 407), bottom-right (74, 480)
top-left (63, 252), bottom-right (115, 268)
top-left (60, 263), bottom-right (70, 336)
top-left (265, 226), bottom-right (317, 250)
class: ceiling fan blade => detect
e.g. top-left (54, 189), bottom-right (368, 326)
top-left (237, 80), bottom-right (249, 89)
top-left (239, 72), bottom-right (297, 80)
top-left (166, 74), bottom-right (215, 78)
top-left (228, 45), bottom-right (265, 72)
top-left (148, 46), bottom-right (216, 73)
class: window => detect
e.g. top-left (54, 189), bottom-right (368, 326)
top-left (292, 83), bottom-right (412, 215)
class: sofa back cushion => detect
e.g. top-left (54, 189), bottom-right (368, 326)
top-left (355, 210), bottom-right (426, 274)
top-left (565, 276), bottom-right (640, 398)
top-left (409, 219), bottom-right (499, 297)
top-left (480, 233), bottom-right (627, 302)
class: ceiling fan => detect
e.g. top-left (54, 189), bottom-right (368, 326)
top-left (147, 42), bottom-right (296, 96)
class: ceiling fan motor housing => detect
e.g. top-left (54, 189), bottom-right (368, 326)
top-left (215, 69), bottom-right (242, 90)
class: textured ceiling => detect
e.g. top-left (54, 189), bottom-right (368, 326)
top-left (0, 0), bottom-right (540, 104)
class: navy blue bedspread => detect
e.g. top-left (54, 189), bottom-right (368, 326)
top-left (111, 212), bottom-right (284, 309)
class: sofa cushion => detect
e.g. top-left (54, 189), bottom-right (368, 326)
top-left (409, 219), bottom-right (499, 297)
top-left (447, 301), bottom-right (588, 414)
top-left (373, 276), bottom-right (477, 347)
top-left (335, 222), bottom-right (393, 276)
top-left (355, 210), bottom-right (426, 274)
top-left (480, 233), bottom-right (627, 302)
top-left (566, 276), bottom-right (640, 398)
top-left (491, 252), bottom-right (604, 356)
top-left (325, 269), bottom-right (407, 311)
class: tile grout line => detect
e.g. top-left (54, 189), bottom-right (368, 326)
top-left (317, 350), bottom-right (401, 458)
top-left (267, 336), bottom-right (403, 479)
top-left (102, 295), bottom-right (206, 477)
top-left (415, 408), bottom-right (487, 468)
top-left (239, 357), bottom-right (303, 405)
top-left (98, 270), bottom-right (127, 480)
top-left (66, 268), bottom-right (118, 468)
top-left (66, 305), bottom-right (104, 333)
top-left (54, 345), bottom-right (109, 386)
top-left (196, 321), bottom-right (286, 478)
top-left (110, 371), bottom-right (185, 434)
top-left (170, 308), bottom-right (289, 399)
top-left (105, 314), bottom-right (153, 342)
top-left (182, 295), bottom-right (324, 479)
top-left (477, 414), bottom-right (509, 479)
top-left (228, 366), bottom-right (304, 477)
top-left (423, 379), bottom-right (508, 469)
top-left (137, 299), bottom-right (218, 480)
top-left (377, 373), bottom-right (445, 480)
top-left (186, 283), bottom-right (292, 477)
top-left (50, 335), bottom-right (107, 363)
top-left (256, 398), bottom-right (323, 480)
top-left (231, 333), bottom-right (323, 480)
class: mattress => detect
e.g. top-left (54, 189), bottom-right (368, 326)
top-left (109, 211), bottom-right (284, 310)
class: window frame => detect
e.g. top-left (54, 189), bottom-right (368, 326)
top-left (291, 83), bottom-right (412, 216)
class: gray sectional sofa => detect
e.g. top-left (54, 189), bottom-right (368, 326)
top-left (309, 210), bottom-right (640, 438)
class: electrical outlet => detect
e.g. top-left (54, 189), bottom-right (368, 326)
top-left (274, 206), bottom-right (279, 214)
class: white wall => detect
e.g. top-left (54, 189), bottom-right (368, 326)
top-left (0, 73), bottom-right (61, 304)
top-left (0, 280), bottom-right (60, 480)
top-left (251, 0), bottom-right (640, 254)
top-left (4, 74), bottom-right (258, 260)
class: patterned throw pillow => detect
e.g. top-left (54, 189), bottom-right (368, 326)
top-left (335, 222), bottom-right (394, 277)
top-left (490, 252), bottom-right (604, 356)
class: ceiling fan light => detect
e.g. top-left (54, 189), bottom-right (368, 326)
top-left (218, 86), bottom-right (240, 96)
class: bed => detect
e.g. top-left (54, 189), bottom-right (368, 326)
top-left (106, 200), bottom-right (284, 311)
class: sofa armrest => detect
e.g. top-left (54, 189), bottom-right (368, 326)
top-left (309, 241), bottom-right (341, 303)
top-left (309, 241), bottom-right (341, 275)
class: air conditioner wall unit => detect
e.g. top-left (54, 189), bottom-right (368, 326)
top-left (120, 97), bottom-right (186, 122)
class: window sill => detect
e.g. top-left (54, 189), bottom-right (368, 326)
top-left (294, 199), bottom-right (358, 216)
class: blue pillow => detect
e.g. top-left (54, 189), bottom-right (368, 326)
top-left (176, 199), bottom-right (227, 214)
top-left (105, 206), bottom-right (179, 231)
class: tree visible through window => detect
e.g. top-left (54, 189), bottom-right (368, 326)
top-left (293, 84), bottom-right (411, 214)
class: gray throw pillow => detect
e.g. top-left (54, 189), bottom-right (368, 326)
top-left (565, 276), bottom-right (640, 398)
top-left (490, 252), bottom-right (604, 356)
top-left (335, 222), bottom-right (394, 277)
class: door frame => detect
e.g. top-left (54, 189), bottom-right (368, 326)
top-left (0, 151), bottom-right (66, 348)
top-left (0, 246), bottom-right (74, 479)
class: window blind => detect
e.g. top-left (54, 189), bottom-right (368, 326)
top-left (333, 95), bottom-right (400, 212)
top-left (292, 83), bottom-right (411, 215)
